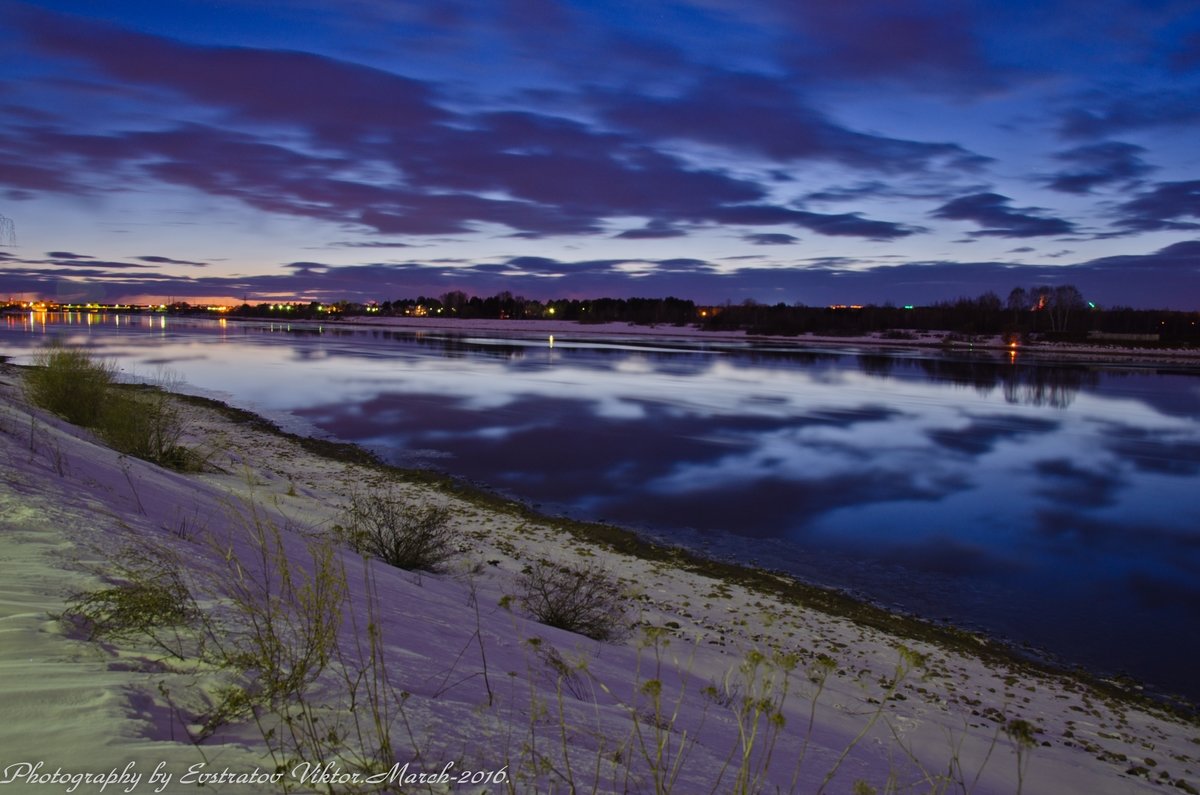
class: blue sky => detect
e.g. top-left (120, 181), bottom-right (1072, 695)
top-left (1, 0), bottom-right (1198, 307)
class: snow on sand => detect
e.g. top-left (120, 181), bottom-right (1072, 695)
top-left (1, 360), bottom-right (1197, 794)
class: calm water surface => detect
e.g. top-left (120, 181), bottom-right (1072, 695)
top-left (5, 313), bottom-right (1200, 700)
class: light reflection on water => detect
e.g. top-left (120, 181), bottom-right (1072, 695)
top-left (4, 313), bottom-right (1200, 700)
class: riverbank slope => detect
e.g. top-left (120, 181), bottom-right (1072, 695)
top-left (1, 361), bottom-right (1197, 794)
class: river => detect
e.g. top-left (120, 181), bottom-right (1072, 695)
top-left (4, 311), bottom-right (1199, 701)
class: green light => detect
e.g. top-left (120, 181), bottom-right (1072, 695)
top-left (904, 305), bottom-right (914, 310)
top-left (1087, 302), bottom-right (1096, 309)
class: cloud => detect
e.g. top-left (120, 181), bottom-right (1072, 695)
top-left (1102, 425), bottom-right (1200, 476)
top-left (1059, 89), bottom-right (1200, 138)
top-left (595, 70), bottom-right (987, 174)
top-left (1044, 141), bottom-right (1155, 194)
top-left (613, 220), bottom-right (689, 239)
top-left (6, 238), bottom-right (1200, 308)
top-left (927, 415), bottom-right (1060, 457)
top-left (5, 112), bottom-right (919, 242)
top-left (328, 240), bottom-right (417, 248)
top-left (770, 1), bottom-right (1015, 92)
top-left (135, 255), bottom-right (208, 267)
top-left (1033, 458), bottom-right (1122, 507)
top-left (1111, 180), bottom-right (1200, 232)
top-left (744, 233), bottom-right (799, 245)
top-left (931, 193), bottom-right (1076, 238)
top-left (1171, 30), bottom-right (1200, 72)
top-left (5, 5), bottom-right (973, 248)
top-left (710, 205), bottom-right (918, 240)
top-left (16, 4), bottom-right (448, 145)
top-left (9, 19), bottom-right (925, 243)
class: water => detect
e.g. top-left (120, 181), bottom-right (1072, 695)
top-left (5, 312), bottom-right (1200, 700)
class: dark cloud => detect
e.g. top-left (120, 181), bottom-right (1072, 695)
top-left (1, 4), bottom-right (978, 252)
top-left (1102, 425), bottom-right (1200, 476)
top-left (8, 238), bottom-right (1199, 308)
top-left (932, 193), bottom-right (1076, 238)
top-left (1085, 239), bottom-right (1200, 269)
top-left (804, 181), bottom-right (891, 203)
top-left (1045, 141), bottom-right (1154, 194)
top-left (17, 5), bottom-right (448, 145)
top-left (801, 180), bottom-right (980, 205)
top-left (0, 251), bottom-right (155, 271)
top-left (1059, 89), bottom-right (1200, 138)
top-left (927, 414), bottom-right (1060, 456)
top-left (1170, 30), bottom-right (1200, 72)
top-left (1111, 180), bottom-right (1200, 232)
top-left (0, 155), bottom-right (86, 196)
top-left (744, 233), bottom-right (799, 246)
top-left (135, 255), bottom-right (207, 267)
top-left (4, 75), bottom-right (917, 244)
top-left (283, 261), bottom-right (331, 273)
top-left (503, 256), bottom-right (629, 275)
top-left (328, 241), bottom-right (416, 248)
top-left (773, 1), bottom-right (1012, 92)
top-left (710, 205), bottom-right (918, 240)
top-left (596, 70), bottom-right (987, 174)
top-left (1033, 458), bottom-right (1122, 508)
top-left (613, 221), bottom-right (688, 239)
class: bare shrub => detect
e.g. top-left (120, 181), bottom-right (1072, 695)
top-left (517, 559), bottom-right (629, 642)
top-left (340, 488), bottom-right (457, 571)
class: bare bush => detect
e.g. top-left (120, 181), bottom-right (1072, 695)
top-left (517, 559), bottom-right (629, 642)
top-left (339, 488), bottom-right (457, 571)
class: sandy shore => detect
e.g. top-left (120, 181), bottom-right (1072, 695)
top-left (1, 360), bottom-right (1198, 794)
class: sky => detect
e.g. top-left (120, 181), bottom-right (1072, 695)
top-left (1, 0), bottom-right (1199, 308)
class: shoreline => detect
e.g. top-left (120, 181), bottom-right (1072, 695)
top-left (225, 313), bottom-right (1200, 366)
top-left (173, 388), bottom-right (1200, 718)
top-left (3, 358), bottom-right (1199, 793)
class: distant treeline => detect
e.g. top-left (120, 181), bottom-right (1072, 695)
top-left (702, 287), bottom-right (1199, 344)
top-left (218, 285), bottom-right (1198, 344)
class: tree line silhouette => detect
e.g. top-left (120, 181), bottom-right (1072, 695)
top-left (222, 285), bottom-right (1197, 345)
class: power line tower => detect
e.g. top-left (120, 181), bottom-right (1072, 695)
top-left (0, 213), bottom-right (14, 247)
